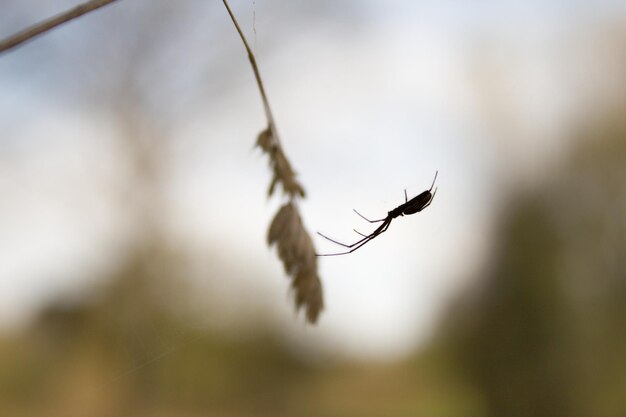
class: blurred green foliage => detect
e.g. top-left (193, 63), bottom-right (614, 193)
top-left (2, 112), bottom-right (624, 416)
top-left (1, 43), bottom-right (625, 415)
top-left (439, 111), bottom-right (626, 417)
top-left (1, 112), bottom-right (625, 417)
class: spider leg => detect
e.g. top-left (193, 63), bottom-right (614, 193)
top-left (353, 229), bottom-right (368, 238)
top-left (317, 231), bottom-right (371, 249)
top-left (317, 236), bottom-right (375, 257)
top-left (353, 209), bottom-right (386, 223)
top-left (317, 217), bottom-right (389, 248)
top-left (317, 219), bottom-right (392, 256)
top-left (404, 189), bottom-right (408, 203)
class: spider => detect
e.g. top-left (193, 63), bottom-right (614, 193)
top-left (316, 171), bottom-right (438, 256)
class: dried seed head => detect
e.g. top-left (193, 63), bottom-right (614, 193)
top-left (226, 1), bottom-right (323, 324)
top-left (256, 126), bottom-right (306, 198)
top-left (268, 202), bottom-right (323, 323)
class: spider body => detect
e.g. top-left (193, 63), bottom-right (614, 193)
top-left (401, 188), bottom-right (436, 215)
top-left (316, 171), bottom-right (438, 256)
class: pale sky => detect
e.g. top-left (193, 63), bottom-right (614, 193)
top-left (1, 0), bottom-right (624, 359)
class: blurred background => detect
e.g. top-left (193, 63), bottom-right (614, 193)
top-left (1, 0), bottom-right (625, 416)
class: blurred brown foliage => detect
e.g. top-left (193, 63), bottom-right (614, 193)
top-left (2, 2), bottom-right (625, 416)
top-left (0, 245), bottom-right (314, 417)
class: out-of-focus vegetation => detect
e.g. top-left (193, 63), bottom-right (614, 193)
top-left (2, 2), bottom-right (625, 416)
top-left (438, 109), bottom-right (626, 417)
top-left (1, 107), bottom-right (624, 417)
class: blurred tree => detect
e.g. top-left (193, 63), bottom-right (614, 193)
top-left (440, 109), bottom-right (626, 417)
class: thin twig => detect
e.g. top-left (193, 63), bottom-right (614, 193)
top-left (224, 0), bottom-right (304, 199)
top-left (0, 0), bottom-right (121, 55)
top-left (222, 0), bottom-right (279, 144)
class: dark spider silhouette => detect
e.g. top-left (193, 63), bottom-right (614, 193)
top-left (316, 171), bottom-right (438, 256)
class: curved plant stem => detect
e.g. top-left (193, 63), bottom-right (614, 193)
top-left (222, 0), bottom-right (280, 144)
top-left (0, 0), bottom-right (120, 55)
